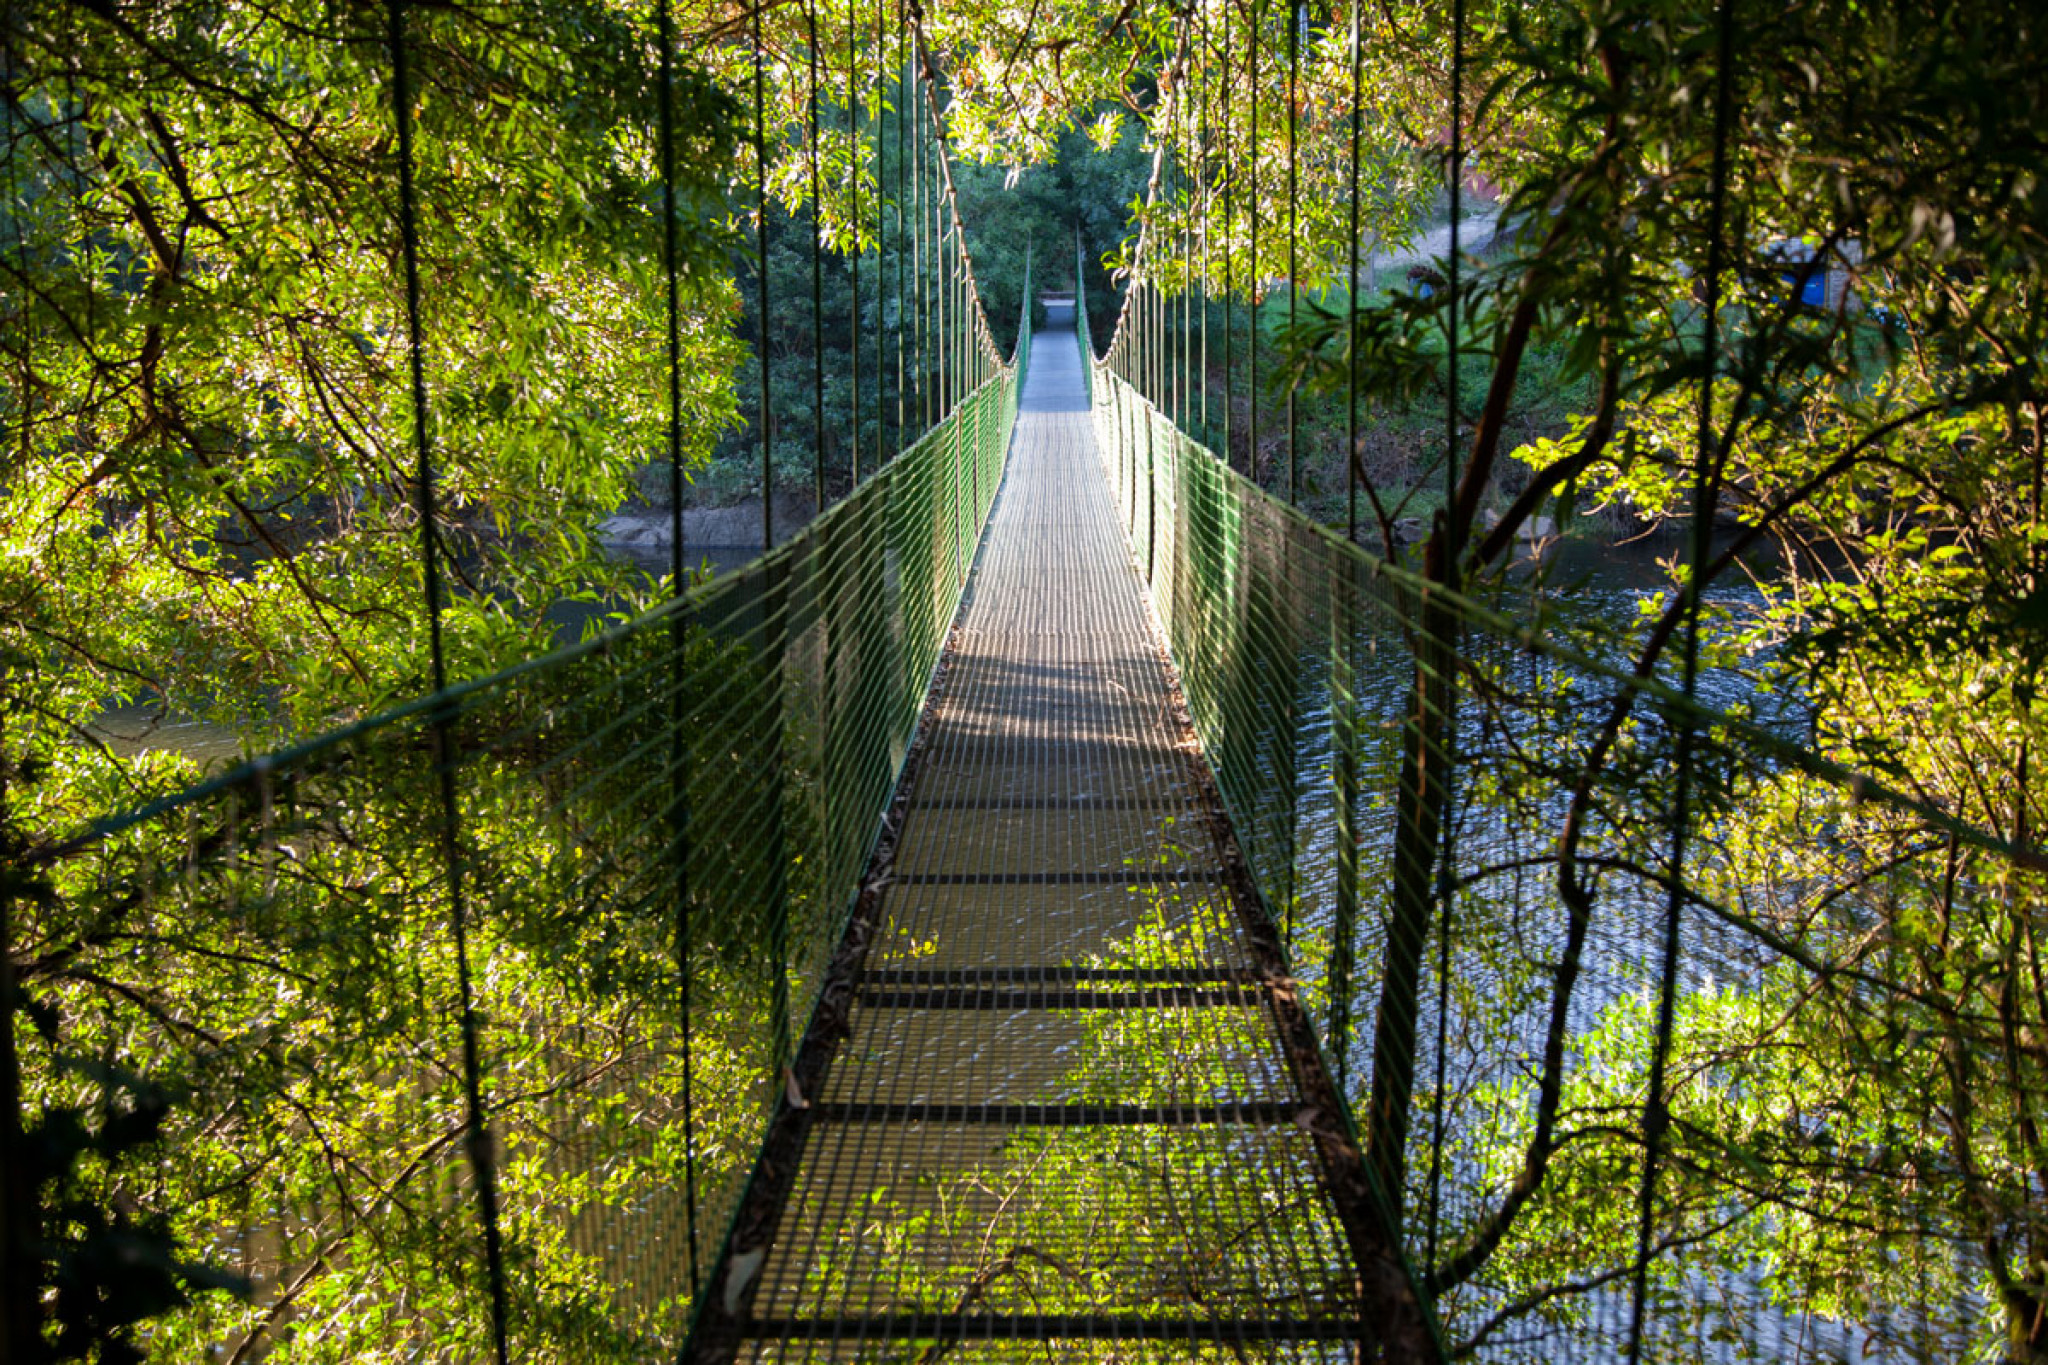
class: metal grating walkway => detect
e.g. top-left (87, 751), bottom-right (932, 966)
top-left (705, 319), bottom-right (1385, 1362)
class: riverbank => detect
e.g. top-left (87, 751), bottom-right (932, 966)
top-left (598, 491), bottom-right (817, 577)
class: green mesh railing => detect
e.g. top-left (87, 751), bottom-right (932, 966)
top-left (1085, 264), bottom-right (2033, 1358)
top-left (15, 286), bottom-right (1024, 1365)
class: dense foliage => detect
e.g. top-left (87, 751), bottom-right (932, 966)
top-left (1, 1), bottom-right (743, 754)
top-left (7, 0), bottom-right (2048, 1358)
top-left (980, 0), bottom-right (2048, 1356)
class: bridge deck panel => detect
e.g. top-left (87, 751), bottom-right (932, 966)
top-left (892, 805), bottom-right (1183, 873)
top-left (820, 1000), bottom-right (1292, 1108)
top-left (752, 1121), bottom-right (1355, 1320)
top-left (729, 326), bottom-right (1372, 1358)
top-left (863, 881), bottom-right (1251, 974)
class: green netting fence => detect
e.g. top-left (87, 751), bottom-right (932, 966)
top-left (11, 293), bottom-right (1023, 1365)
top-left (1084, 271), bottom-right (2038, 1359)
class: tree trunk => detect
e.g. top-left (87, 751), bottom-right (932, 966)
top-left (1363, 531), bottom-right (1458, 1244)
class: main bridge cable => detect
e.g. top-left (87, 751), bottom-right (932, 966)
top-left (848, 0), bottom-right (863, 487)
top-left (1344, 0), bottom-right (1359, 545)
top-left (1247, 0), bottom-right (1259, 485)
top-left (1221, 0), bottom-right (1233, 471)
top-left (755, 0), bottom-right (774, 555)
top-left (1423, 0), bottom-right (1466, 1288)
top-left (1199, 0), bottom-right (1211, 447)
top-left (750, 0), bottom-right (793, 1085)
top-left (655, 0), bottom-right (704, 1300)
top-left (872, 0), bottom-right (888, 478)
top-left (809, 0), bottom-right (826, 514)
top-left (1286, 0), bottom-right (1298, 506)
top-left (1626, 0), bottom-right (1739, 1354)
top-left (384, 3), bottom-right (512, 1359)
top-left (894, 0), bottom-right (908, 451)
top-left (1330, 0), bottom-right (1362, 1106)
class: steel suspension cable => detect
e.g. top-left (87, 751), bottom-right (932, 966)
top-left (916, 62), bottom-right (929, 431)
top-left (1171, 157), bottom-right (1187, 423)
top-left (873, 0), bottom-right (886, 474)
top-left (1345, 0), bottom-right (1359, 544)
top-left (652, 0), bottom-right (702, 1299)
top-left (1166, 131), bottom-right (1176, 425)
top-left (1199, 0), bottom-right (1212, 445)
top-left (755, 0), bottom-right (774, 553)
top-left (809, 0), bottom-right (826, 512)
top-left (1168, 172), bottom-right (1177, 418)
top-left (847, 0), bottom-right (861, 487)
top-left (1222, 0), bottom-right (1233, 470)
top-left (1247, 0), bottom-right (1260, 484)
top-left (895, 0), bottom-right (909, 448)
top-left (1329, 0), bottom-right (1363, 1098)
top-left (1167, 106), bottom-right (1177, 428)
top-left (384, 3), bottom-right (511, 1357)
top-left (929, 65), bottom-right (940, 424)
top-left (1627, 0), bottom-right (1740, 1354)
top-left (1187, 59), bottom-right (1198, 439)
top-left (928, 71), bottom-right (941, 420)
top-left (1422, 0), bottom-right (1467, 1283)
top-left (908, 33), bottom-right (922, 434)
top-left (933, 99), bottom-right (947, 421)
top-left (1286, 0), bottom-right (1298, 504)
top-left (1443, 0), bottom-right (1463, 572)
top-left (1147, 228), bottom-right (1156, 406)
top-left (932, 66), bottom-right (943, 413)
top-left (753, 0), bottom-right (792, 1075)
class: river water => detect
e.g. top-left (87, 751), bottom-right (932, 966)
top-left (88, 528), bottom-right (1803, 793)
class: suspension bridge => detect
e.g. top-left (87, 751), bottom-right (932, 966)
top-left (24, 247), bottom-right (1973, 1362)
top-left (692, 294), bottom-right (1425, 1361)
top-left (10, 3), bottom-right (2031, 1363)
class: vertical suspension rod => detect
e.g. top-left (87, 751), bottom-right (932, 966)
top-left (873, 0), bottom-right (886, 472)
top-left (1627, 0), bottom-right (1739, 1354)
top-left (653, 0), bottom-right (702, 1299)
top-left (1199, 0), bottom-right (1211, 446)
top-left (1247, 0), bottom-right (1260, 486)
top-left (755, 0), bottom-right (775, 553)
top-left (1345, 0), bottom-right (1360, 544)
top-left (808, 0), bottom-right (827, 513)
top-left (386, 4), bottom-right (511, 1358)
top-left (1286, 0), bottom-right (1298, 504)
top-left (847, 0), bottom-right (862, 486)
top-left (1221, 0), bottom-right (1234, 471)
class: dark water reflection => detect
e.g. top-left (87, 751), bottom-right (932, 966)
top-left (98, 541), bottom-right (767, 766)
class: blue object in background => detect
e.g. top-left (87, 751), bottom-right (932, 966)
top-left (1781, 263), bottom-right (1826, 307)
